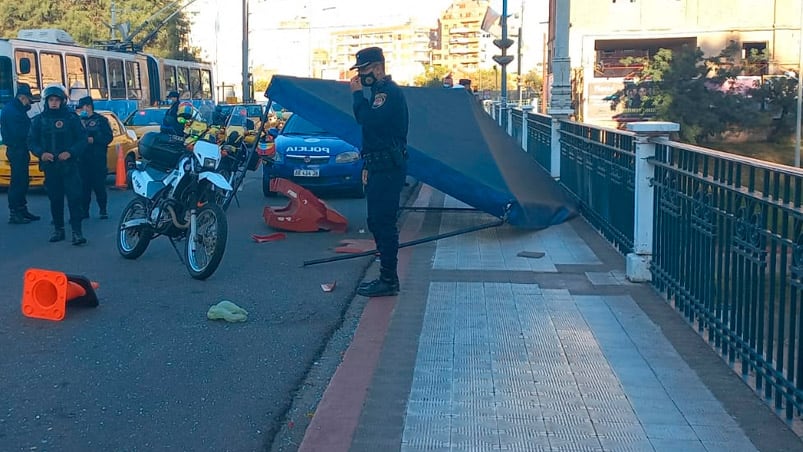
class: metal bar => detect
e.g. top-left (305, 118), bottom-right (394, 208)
top-left (302, 218), bottom-right (506, 266)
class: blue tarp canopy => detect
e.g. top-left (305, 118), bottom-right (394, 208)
top-left (265, 75), bottom-right (576, 229)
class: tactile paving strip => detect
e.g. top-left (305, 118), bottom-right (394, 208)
top-left (400, 282), bottom-right (759, 452)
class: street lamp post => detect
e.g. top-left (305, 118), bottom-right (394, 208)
top-left (242, 0), bottom-right (250, 102)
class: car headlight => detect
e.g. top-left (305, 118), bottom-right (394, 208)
top-left (273, 151), bottom-right (284, 164)
top-left (335, 151), bottom-right (360, 164)
top-left (203, 157), bottom-right (217, 169)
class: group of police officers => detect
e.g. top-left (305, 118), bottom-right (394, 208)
top-left (1, 46), bottom-right (409, 297)
top-left (2, 83), bottom-right (113, 246)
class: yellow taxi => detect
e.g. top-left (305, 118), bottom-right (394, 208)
top-left (122, 107), bottom-right (170, 139)
top-left (0, 110), bottom-right (139, 187)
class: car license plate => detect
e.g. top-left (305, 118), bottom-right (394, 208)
top-left (294, 169), bottom-right (319, 177)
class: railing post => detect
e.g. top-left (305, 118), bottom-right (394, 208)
top-left (624, 121), bottom-right (680, 282)
top-left (521, 106), bottom-right (532, 151)
top-left (506, 107), bottom-right (513, 135)
top-left (549, 117), bottom-right (562, 179)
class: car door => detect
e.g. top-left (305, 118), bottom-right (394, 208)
top-left (101, 112), bottom-right (139, 174)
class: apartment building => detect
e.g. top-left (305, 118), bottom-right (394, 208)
top-left (431, 0), bottom-right (495, 77)
top-left (328, 22), bottom-right (433, 84)
top-left (547, 0), bottom-right (803, 125)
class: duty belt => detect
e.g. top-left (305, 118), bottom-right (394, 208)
top-left (363, 147), bottom-right (407, 171)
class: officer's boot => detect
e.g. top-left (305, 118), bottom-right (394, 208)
top-left (49, 227), bottom-right (66, 242)
top-left (9, 210), bottom-right (31, 225)
top-left (357, 273), bottom-right (399, 298)
top-left (72, 227), bottom-right (87, 246)
top-left (21, 208), bottom-right (40, 221)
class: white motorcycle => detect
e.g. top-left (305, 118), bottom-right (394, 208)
top-left (117, 132), bottom-right (232, 280)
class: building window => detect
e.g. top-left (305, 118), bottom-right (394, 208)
top-left (742, 42), bottom-right (768, 76)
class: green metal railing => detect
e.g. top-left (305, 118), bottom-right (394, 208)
top-left (558, 120), bottom-right (636, 254)
top-left (651, 142), bottom-right (803, 420)
top-left (511, 109), bottom-right (523, 144)
top-left (527, 112), bottom-right (552, 171)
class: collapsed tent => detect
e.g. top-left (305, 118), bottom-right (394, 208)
top-left (265, 75), bottom-right (576, 229)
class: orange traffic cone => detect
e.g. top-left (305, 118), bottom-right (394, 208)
top-left (112, 143), bottom-right (127, 190)
top-left (21, 269), bottom-right (99, 321)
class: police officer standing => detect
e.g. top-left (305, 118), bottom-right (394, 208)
top-left (161, 90), bottom-right (183, 135)
top-left (76, 96), bottom-right (113, 219)
top-left (350, 46), bottom-right (408, 297)
top-left (28, 85), bottom-right (88, 245)
top-left (1, 83), bottom-right (40, 224)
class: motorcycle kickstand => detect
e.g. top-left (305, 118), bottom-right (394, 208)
top-left (169, 237), bottom-right (185, 264)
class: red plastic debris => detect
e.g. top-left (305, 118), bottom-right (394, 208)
top-left (252, 232), bottom-right (287, 243)
top-left (263, 178), bottom-right (348, 233)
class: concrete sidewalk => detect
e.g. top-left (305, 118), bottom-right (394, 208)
top-left (292, 185), bottom-right (803, 452)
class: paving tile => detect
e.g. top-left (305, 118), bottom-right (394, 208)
top-left (701, 440), bottom-right (760, 452)
top-left (649, 439), bottom-right (707, 452)
top-left (642, 423), bottom-right (698, 441)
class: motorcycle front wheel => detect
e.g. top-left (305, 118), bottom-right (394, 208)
top-left (117, 196), bottom-right (153, 259)
top-left (185, 202), bottom-right (228, 280)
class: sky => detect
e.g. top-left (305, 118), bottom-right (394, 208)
top-left (187, 0), bottom-right (547, 88)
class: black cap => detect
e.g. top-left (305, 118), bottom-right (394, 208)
top-left (77, 96), bottom-right (94, 108)
top-left (16, 83), bottom-right (33, 99)
top-left (350, 47), bottom-right (385, 70)
top-left (167, 90), bottom-right (180, 99)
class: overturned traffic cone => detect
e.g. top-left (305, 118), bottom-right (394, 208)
top-left (21, 269), bottom-right (99, 321)
top-left (263, 178), bottom-right (348, 233)
top-left (112, 143), bottom-right (127, 190)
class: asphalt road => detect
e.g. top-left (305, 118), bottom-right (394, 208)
top-left (0, 172), bottom-right (380, 451)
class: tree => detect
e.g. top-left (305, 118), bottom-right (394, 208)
top-left (611, 43), bottom-right (760, 144)
top-left (751, 75), bottom-right (799, 143)
top-left (413, 65), bottom-right (452, 87)
top-left (0, 0), bottom-right (199, 60)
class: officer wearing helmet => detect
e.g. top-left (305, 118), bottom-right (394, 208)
top-left (161, 90), bottom-right (183, 136)
top-left (28, 84), bottom-right (88, 245)
top-left (349, 46), bottom-right (409, 297)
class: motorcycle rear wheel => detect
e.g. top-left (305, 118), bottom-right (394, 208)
top-left (117, 196), bottom-right (153, 259)
top-left (185, 202), bottom-right (228, 280)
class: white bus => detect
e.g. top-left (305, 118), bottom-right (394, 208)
top-left (0, 29), bottom-right (215, 119)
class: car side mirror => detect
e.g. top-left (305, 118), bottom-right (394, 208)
top-left (126, 129), bottom-right (138, 141)
top-left (268, 127), bottom-right (279, 138)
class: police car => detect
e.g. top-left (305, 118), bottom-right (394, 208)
top-left (262, 114), bottom-right (363, 198)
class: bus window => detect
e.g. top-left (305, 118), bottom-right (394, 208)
top-left (201, 69), bottom-right (212, 99)
top-left (189, 68), bottom-right (201, 99)
top-left (108, 58), bottom-right (126, 99)
top-left (0, 56), bottom-right (12, 103)
top-left (163, 64), bottom-right (176, 94)
top-left (177, 66), bottom-right (190, 98)
top-left (66, 54), bottom-right (88, 101)
top-left (15, 50), bottom-right (40, 97)
top-left (126, 60), bottom-right (142, 100)
top-left (88, 56), bottom-right (108, 99)
top-left (40, 52), bottom-right (64, 88)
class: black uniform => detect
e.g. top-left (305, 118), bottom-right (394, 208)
top-left (29, 105), bottom-right (87, 234)
top-left (79, 112), bottom-right (113, 217)
top-left (353, 75), bottom-right (408, 288)
top-left (161, 100), bottom-right (183, 136)
top-left (1, 97), bottom-right (33, 215)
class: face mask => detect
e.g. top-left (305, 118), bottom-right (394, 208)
top-left (79, 110), bottom-right (89, 118)
top-left (443, 84), bottom-right (451, 88)
top-left (360, 71), bottom-right (377, 87)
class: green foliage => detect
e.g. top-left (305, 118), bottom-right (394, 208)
top-left (413, 65), bottom-right (451, 87)
top-left (750, 75), bottom-right (799, 143)
top-left (0, 0), bottom-right (199, 60)
top-left (610, 44), bottom-right (766, 144)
